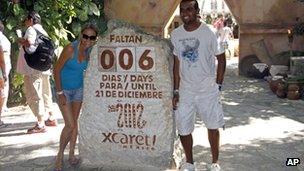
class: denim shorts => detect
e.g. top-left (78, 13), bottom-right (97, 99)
top-left (63, 88), bottom-right (83, 103)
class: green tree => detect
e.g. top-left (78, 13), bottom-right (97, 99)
top-left (0, 0), bottom-right (106, 106)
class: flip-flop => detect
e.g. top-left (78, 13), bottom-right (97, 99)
top-left (68, 157), bottom-right (80, 166)
top-left (0, 121), bottom-right (7, 128)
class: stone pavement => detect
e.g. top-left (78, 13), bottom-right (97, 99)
top-left (0, 58), bottom-right (304, 171)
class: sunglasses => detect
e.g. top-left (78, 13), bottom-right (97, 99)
top-left (82, 34), bottom-right (97, 41)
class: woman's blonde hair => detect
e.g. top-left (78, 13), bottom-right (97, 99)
top-left (81, 23), bottom-right (99, 36)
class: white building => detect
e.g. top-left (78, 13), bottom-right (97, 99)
top-left (200, 0), bottom-right (230, 14)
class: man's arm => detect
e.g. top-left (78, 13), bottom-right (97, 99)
top-left (0, 47), bottom-right (5, 88)
top-left (172, 55), bottom-right (180, 109)
top-left (173, 55), bottom-right (180, 90)
top-left (17, 27), bottom-right (37, 53)
top-left (0, 46), bottom-right (6, 81)
top-left (216, 52), bottom-right (226, 85)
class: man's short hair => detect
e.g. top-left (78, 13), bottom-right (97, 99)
top-left (0, 21), bottom-right (4, 32)
top-left (27, 11), bottom-right (41, 24)
top-left (181, 0), bottom-right (199, 11)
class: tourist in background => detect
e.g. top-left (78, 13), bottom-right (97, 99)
top-left (217, 20), bottom-right (233, 57)
top-left (0, 21), bottom-right (10, 127)
top-left (0, 21), bottom-right (11, 119)
top-left (16, 11), bottom-right (57, 134)
top-left (0, 32), bottom-right (5, 128)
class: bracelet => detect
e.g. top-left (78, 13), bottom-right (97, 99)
top-left (218, 84), bottom-right (223, 91)
top-left (56, 91), bottom-right (64, 95)
top-left (173, 89), bottom-right (179, 95)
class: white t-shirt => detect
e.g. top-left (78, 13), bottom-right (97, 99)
top-left (16, 24), bottom-right (51, 75)
top-left (171, 23), bottom-right (224, 93)
top-left (0, 31), bottom-right (12, 74)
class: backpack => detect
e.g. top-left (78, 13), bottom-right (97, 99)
top-left (23, 29), bottom-right (55, 71)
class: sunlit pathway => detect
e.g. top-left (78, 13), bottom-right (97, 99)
top-left (192, 58), bottom-right (304, 171)
top-left (0, 58), bottom-right (304, 171)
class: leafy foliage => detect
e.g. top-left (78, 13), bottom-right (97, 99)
top-left (0, 0), bottom-right (106, 106)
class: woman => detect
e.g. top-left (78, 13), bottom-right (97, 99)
top-left (53, 24), bottom-right (98, 170)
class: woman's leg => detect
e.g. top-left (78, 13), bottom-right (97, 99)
top-left (68, 101), bottom-right (82, 163)
top-left (55, 102), bottom-right (75, 169)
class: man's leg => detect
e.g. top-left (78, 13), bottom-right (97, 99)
top-left (24, 74), bottom-right (46, 132)
top-left (41, 75), bottom-right (57, 125)
top-left (0, 96), bottom-right (4, 126)
top-left (180, 134), bottom-right (193, 164)
top-left (2, 76), bottom-right (9, 112)
top-left (208, 129), bottom-right (220, 163)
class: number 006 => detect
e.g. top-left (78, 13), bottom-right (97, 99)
top-left (99, 47), bottom-right (155, 72)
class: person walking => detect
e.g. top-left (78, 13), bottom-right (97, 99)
top-left (217, 20), bottom-right (233, 58)
top-left (16, 11), bottom-right (57, 134)
top-left (53, 24), bottom-right (98, 171)
top-left (0, 21), bottom-right (11, 117)
top-left (0, 21), bottom-right (10, 127)
top-left (171, 0), bottom-right (226, 171)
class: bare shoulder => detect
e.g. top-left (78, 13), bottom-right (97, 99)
top-left (58, 43), bottom-right (75, 60)
top-left (63, 43), bottom-right (74, 53)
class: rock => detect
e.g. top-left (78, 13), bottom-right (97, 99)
top-left (79, 19), bottom-right (175, 170)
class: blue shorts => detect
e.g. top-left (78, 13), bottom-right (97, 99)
top-left (63, 88), bottom-right (83, 103)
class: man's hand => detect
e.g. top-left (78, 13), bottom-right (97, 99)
top-left (218, 84), bottom-right (222, 91)
top-left (17, 38), bottom-right (30, 47)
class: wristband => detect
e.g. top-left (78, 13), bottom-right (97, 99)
top-left (173, 89), bottom-right (179, 95)
top-left (56, 91), bottom-right (64, 95)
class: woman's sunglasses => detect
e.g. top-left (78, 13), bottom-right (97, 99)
top-left (82, 34), bottom-right (97, 41)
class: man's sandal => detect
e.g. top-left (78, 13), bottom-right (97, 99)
top-left (68, 157), bottom-right (80, 166)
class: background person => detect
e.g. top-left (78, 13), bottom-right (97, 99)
top-left (217, 20), bottom-right (233, 58)
top-left (0, 21), bottom-right (11, 116)
top-left (0, 42), bottom-right (5, 127)
top-left (0, 20), bottom-right (10, 127)
top-left (171, 0), bottom-right (226, 171)
top-left (16, 11), bottom-right (57, 134)
top-left (53, 24), bottom-right (98, 170)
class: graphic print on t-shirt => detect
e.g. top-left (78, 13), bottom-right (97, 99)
top-left (180, 38), bottom-right (200, 67)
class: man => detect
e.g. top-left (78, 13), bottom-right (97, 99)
top-left (0, 21), bottom-right (10, 127)
top-left (217, 21), bottom-right (233, 58)
top-left (171, 0), bottom-right (226, 171)
top-left (213, 14), bottom-right (224, 32)
top-left (17, 11), bottom-right (57, 134)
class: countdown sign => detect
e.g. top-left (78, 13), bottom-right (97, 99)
top-left (98, 47), bottom-right (156, 72)
top-left (80, 23), bottom-right (174, 170)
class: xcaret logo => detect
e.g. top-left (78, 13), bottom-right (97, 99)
top-left (102, 132), bottom-right (157, 151)
top-left (286, 158), bottom-right (300, 166)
